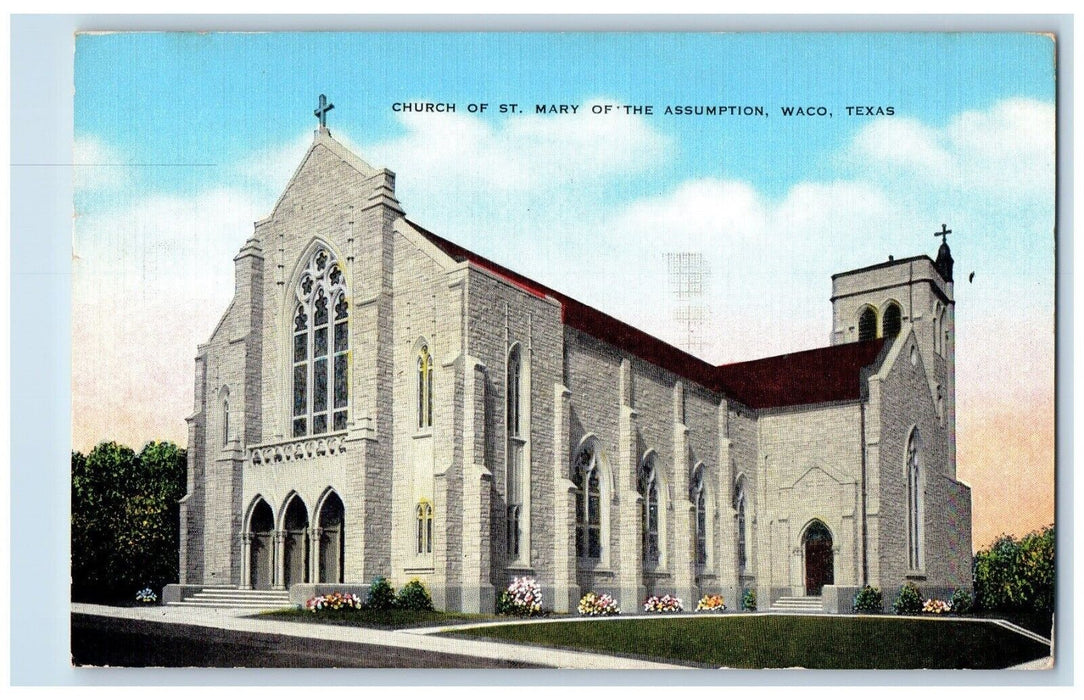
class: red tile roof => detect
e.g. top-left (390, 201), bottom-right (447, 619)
top-left (411, 220), bottom-right (888, 410)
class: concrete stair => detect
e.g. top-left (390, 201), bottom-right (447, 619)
top-left (768, 596), bottom-right (824, 613)
top-left (166, 586), bottom-right (292, 610)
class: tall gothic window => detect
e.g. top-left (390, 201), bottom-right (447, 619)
top-left (691, 464), bottom-right (707, 569)
top-left (222, 397), bottom-right (230, 448)
top-left (735, 477), bottom-right (747, 574)
top-left (416, 500), bottom-right (433, 555)
top-left (639, 455), bottom-right (660, 569)
top-left (417, 344), bottom-right (433, 429)
top-left (506, 345), bottom-right (523, 561)
top-left (292, 247), bottom-right (349, 437)
top-left (907, 429), bottom-right (924, 570)
top-left (573, 444), bottom-right (602, 560)
top-left (882, 302), bottom-right (902, 339)
top-left (858, 306), bottom-right (878, 342)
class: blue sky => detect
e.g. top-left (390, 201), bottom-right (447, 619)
top-left (72, 32), bottom-right (1055, 545)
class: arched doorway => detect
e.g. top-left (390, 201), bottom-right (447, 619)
top-left (282, 496), bottom-right (309, 587)
top-left (317, 492), bottom-right (345, 583)
top-left (248, 499), bottom-right (274, 590)
top-left (803, 520), bottom-right (834, 596)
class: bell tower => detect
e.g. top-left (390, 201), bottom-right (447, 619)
top-left (829, 226), bottom-right (957, 476)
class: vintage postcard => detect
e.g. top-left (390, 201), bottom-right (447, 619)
top-left (68, 30), bottom-right (1056, 670)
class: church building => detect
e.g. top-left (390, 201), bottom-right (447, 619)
top-left (166, 102), bottom-right (973, 613)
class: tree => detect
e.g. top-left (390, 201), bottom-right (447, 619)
top-left (973, 524), bottom-right (1054, 614)
top-left (71, 441), bottom-right (187, 601)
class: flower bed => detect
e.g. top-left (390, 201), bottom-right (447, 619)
top-left (643, 594), bottom-right (684, 613)
top-left (922, 598), bottom-right (952, 615)
top-left (497, 576), bottom-right (544, 617)
top-left (305, 591), bottom-right (364, 612)
top-left (135, 587), bottom-right (157, 604)
top-left (578, 591), bottom-right (620, 616)
top-left (695, 594), bottom-right (727, 612)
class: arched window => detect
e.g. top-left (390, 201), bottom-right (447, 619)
top-left (573, 443), bottom-right (603, 560)
top-left (506, 345), bottom-right (523, 560)
top-left (907, 429), bottom-right (924, 570)
top-left (416, 500), bottom-right (433, 555)
top-left (417, 344), bottom-right (433, 429)
top-left (222, 393), bottom-right (230, 448)
top-left (292, 246), bottom-right (349, 437)
top-left (882, 302), bottom-right (902, 339)
top-left (639, 455), bottom-right (660, 570)
top-left (858, 307), bottom-right (878, 342)
top-left (735, 477), bottom-right (748, 574)
top-left (940, 308), bottom-right (949, 356)
top-left (691, 464), bottom-right (707, 569)
top-left (933, 303), bottom-right (943, 354)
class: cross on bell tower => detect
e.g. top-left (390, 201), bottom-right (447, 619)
top-left (935, 223), bottom-right (952, 245)
top-left (314, 94), bottom-right (334, 129)
top-left (934, 223), bottom-right (954, 282)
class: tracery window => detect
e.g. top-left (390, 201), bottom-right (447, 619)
top-left (417, 344), bottom-right (433, 430)
top-left (907, 429), bottom-right (924, 570)
top-left (573, 444), bottom-right (602, 560)
top-left (858, 306), bottom-right (878, 342)
top-left (735, 477), bottom-right (748, 573)
top-left (292, 247), bottom-right (349, 437)
top-left (639, 455), bottom-right (660, 569)
top-left (882, 302), bottom-right (902, 339)
top-left (691, 464), bottom-right (707, 569)
top-left (506, 345), bottom-right (523, 560)
top-left (416, 499), bottom-right (433, 555)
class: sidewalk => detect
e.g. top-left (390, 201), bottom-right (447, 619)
top-left (71, 603), bottom-right (692, 670)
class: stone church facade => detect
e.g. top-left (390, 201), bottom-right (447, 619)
top-left (167, 122), bottom-right (972, 613)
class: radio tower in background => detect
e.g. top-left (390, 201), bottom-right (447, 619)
top-left (665, 252), bottom-right (710, 357)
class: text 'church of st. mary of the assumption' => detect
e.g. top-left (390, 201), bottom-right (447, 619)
top-left (165, 100), bottom-right (973, 614)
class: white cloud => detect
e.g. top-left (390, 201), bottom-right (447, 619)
top-left (73, 135), bottom-right (126, 192)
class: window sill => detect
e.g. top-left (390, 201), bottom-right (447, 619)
top-left (404, 565), bottom-right (434, 574)
top-left (413, 430), bottom-right (433, 440)
top-left (576, 563), bottom-right (614, 575)
top-left (905, 570), bottom-right (927, 580)
top-left (505, 564), bottom-right (534, 573)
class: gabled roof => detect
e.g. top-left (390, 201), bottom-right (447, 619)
top-left (409, 219), bottom-right (888, 411)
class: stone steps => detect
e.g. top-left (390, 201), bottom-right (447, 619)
top-left (769, 596), bottom-right (824, 613)
top-left (166, 587), bottom-right (292, 610)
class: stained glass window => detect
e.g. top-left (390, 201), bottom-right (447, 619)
top-left (640, 457), bottom-right (660, 569)
top-left (292, 247), bottom-right (348, 437)
top-left (691, 465), bottom-right (707, 568)
top-left (907, 430), bottom-right (923, 570)
top-left (417, 345), bottom-right (433, 429)
top-left (573, 445), bottom-right (603, 560)
top-left (416, 500), bottom-right (433, 555)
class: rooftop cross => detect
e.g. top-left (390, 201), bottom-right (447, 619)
top-left (935, 223), bottom-right (952, 246)
top-left (314, 94), bottom-right (335, 128)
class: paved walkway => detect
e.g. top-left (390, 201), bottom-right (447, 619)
top-left (71, 603), bottom-right (691, 669)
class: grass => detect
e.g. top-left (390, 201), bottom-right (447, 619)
top-left (258, 607), bottom-right (495, 630)
top-left (449, 615), bottom-right (1051, 669)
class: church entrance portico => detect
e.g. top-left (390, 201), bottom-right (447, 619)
top-left (802, 520), bottom-right (834, 596)
top-left (247, 499), bottom-right (275, 590)
top-left (316, 491), bottom-right (345, 583)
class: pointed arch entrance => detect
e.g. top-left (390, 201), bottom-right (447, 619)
top-left (248, 499), bottom-right (275, 590)
top-left (317, 491), bottom-right (345, 583)
top-left (282, 495), bottom-right (310, 587)
top-left (802, 520), bottom-right (834, 596)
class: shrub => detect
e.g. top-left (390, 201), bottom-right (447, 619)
top-left (741, 588), bottom-right (757, 611)
top-left (306, 592), bottom-right (364, 612)
top-left (893, 582), bottom-right (923, 614)
top-left (135, 587), bottom-right (158, 604)
top-left (496, 577), bottom-right (544, 617)
top-left (395, 578), bottom-right (434, 611)
top-left (951, 588), bottom-right (974, 614)
top-left (367, 576), bottom-right (396, 610)
top-left (695, 594), bottom-right (726, 612)
top-left (578, 591), bottom-right (620, 616)
top-left (643, 594), bottom-right (684, 613)
top-left (853, 585), bottom-right (883, 613)
top-left (973, 525), bottom-right (1054, 613)
top-left (922, 598), bottom-right (952, 614)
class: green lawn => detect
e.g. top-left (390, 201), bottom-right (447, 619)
top-left (450, 615), bottom-right (1050, 669)
top-left (258, 607), bottom-right (494, 630)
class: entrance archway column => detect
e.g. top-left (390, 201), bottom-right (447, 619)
top-left (274, 530), bottom-right (287, 590)
top-left (309, 527), bottom-right (323, 583)
top-left (240, 533), bottom-right (253, 589)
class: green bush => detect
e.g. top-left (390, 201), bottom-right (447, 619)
top-left (395, 578), bottom-right (434, 611)
top-left (951, 588), bottom-right (974, 614)
top-left (853, 585), bottom-right (883, 613)
top-left (893, 582), bottom-right (923, 614)
top-left (367, 576), bottom-right (396, 610)
top-left (973, 525), bottom-right (1054, 613)
top-left (741, 588), bottom-right (757, 611)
